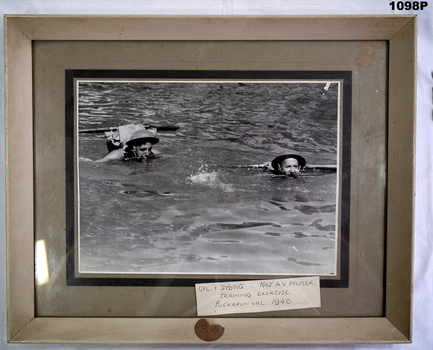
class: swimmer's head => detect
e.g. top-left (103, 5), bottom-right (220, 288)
top-left (126, 129), bottom-right (159, 160)
top-left (271, 154), bottom-right (306, 176)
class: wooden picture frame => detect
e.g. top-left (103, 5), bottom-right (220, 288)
top-left (5, 15), bottom-right (415, 344)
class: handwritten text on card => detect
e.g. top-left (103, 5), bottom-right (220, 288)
top-left (195, 276), bottom-right (321, 316)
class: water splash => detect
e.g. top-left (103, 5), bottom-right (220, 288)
top-left (189, 165), bottom-right (234, 192)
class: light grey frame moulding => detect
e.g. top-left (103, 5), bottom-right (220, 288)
top-left (5, 15), bottom-right (415, 344)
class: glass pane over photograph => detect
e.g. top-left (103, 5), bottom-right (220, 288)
top-left (6, 15), bottom-right (414, 342)
top-left (75, 76), bottom-right (344, 277)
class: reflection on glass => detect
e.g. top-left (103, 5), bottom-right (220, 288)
top-left (36, 240), bottom-right (50, 285)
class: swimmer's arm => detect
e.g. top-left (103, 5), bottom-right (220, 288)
top-left (95, 149), bottom-right (124, 162)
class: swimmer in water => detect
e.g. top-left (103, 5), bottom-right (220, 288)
top-left (261, 154), bottom-right (306, 177)
top-left (96, 129), bottom-right (159, 162)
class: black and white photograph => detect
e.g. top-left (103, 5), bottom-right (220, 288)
top-left (73, 71), bottom-right (349, 278)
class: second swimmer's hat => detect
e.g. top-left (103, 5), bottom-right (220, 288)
top-left (271, 154), bottom-right (307, 173)
top-left (126, 129), bottom-right (159, 146)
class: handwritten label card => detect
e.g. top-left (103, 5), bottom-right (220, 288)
top-left (195, 276), bottom-right (321, 316)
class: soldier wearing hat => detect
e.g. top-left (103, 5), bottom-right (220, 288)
top-left (260, 154), bottom-right (306, 177)
top-left (96, 128), bottom-right (160, 162)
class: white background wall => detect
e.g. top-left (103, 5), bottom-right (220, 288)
top-left (1, 1), bottom-right (432, 349)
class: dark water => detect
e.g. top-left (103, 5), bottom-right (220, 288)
top-left (78, 81), bottom-right (339, 276)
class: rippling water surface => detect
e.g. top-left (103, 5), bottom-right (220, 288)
top-left (78, 81), bottom-right (339, 275)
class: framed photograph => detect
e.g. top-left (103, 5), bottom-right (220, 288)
top-left (6, 15), bottom-right (415, 344)
top-left (68, 70), bottom-right (350, 287)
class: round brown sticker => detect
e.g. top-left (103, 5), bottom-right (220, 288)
top-left (194, 318), bottom-right (225, 342)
